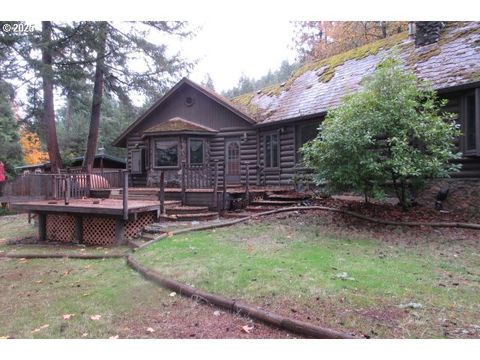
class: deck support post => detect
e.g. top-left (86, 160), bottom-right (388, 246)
top-left (159, 171), bottom-right (165, 215)
top-left (123, 171), bottom-right (129, 221)
top-left (213, 160), bottom-right (219, 210)
top-left (181, 161), bottom-right (186, 206)
top-left (115, 217), bottom-right (126, 245)
top-left (222, 162), bottom-right (227, 211)
top-left (38, 213), bottom-right (46, 241)
top-left (245, 161), bottom-right (250, 205)
top-left (75, 216), bottom-right (83, 244)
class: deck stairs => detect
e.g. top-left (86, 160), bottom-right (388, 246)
top-left (225, 191), bottom-right (311, 218)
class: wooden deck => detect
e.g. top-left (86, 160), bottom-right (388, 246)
top-left (10, 198), bottom-right (166, 216)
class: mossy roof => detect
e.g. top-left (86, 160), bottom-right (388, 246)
top-left (143, 117), bottom-right (217, 134)
top-left (231, 22), bottom-right (480, 124)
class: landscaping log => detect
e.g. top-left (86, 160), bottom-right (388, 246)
top-left (126, 255), bottom-right (355, 339)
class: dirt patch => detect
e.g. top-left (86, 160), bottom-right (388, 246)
top-left (356, 307), bottom-right (408, 324)
top-left (115, 296), bottom-right (297, 339)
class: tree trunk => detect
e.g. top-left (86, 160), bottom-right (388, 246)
top-left (40, 21), bottom-right (62, 172)
top-left (83, 22), bottom-right (107, 174)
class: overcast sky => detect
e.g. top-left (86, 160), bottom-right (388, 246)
top-left (173, 20), bottom-right (299, 93)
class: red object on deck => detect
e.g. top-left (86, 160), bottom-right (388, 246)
top-left (0, 161), bottom-right (6, 182)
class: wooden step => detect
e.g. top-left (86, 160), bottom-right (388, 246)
top-left (159, 212), bottom-right (219, 222)
top-left (166, 206), bottom-right (210, 215)
top-left (250, 200), bottom-right (300, 206)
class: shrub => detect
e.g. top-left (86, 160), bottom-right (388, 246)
top-left (301, 56), bottom-right (461, 209)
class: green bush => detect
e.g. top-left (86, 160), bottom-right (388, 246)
top-left (301, 56), bottom-right (461, 209)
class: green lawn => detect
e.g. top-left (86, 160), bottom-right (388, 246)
top-left (0, 215), bottom-right (291, 339)
top-left (134, 215), bottom-right (480, 338)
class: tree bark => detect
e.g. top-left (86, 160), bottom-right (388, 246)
top-left (83, 22), bottom-right (107, 174)
top-left (41, 21), bottom-right (62, 172)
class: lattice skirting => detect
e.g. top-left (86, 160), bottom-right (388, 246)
top-left (44, 211), bottom-right (157, 246)
top-left (45, 214), bottom-right (76, 243)
top-left (82, 216), bottom-right (116, 246)
top-left (125, 211), bottom-right (156, 239)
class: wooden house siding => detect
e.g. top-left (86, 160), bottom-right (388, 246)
top-left (117, 78), bottom-right (480, 189)
top-left (130, 86), bottom-right (251, 136)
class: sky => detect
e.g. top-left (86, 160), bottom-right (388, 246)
top-left (172, 20), bottom-right (299, 93)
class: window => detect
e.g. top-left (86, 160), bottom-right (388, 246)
top-left (465, 92), bottom-right (477, 152)
top-left (296, 122), bottom-right (320, 163)
top-left (154, 139), bottom-right (179, 167)
top-left (131, 149), bottom-right (144, 174)
top-left (189, 139), bottom-right (204, 165)
top-left (264, 133), bottom-right (279, 168)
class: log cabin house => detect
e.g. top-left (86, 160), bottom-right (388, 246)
top-left (112, 22), bottom-right (480, 210)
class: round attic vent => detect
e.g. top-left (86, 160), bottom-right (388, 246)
top-left (185, 96), bottom-right (195, 107)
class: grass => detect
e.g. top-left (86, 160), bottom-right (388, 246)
top-left (0, 256), bottom-right (177, 339)
top-left (134, 216), bottom-right (480, 338)
top-left (0, 214), bottom-right (37, 244)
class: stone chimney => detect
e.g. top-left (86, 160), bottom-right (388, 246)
top-left (414, 21), bottom-right (445, 46)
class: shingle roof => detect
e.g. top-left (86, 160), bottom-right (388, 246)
top-left (231, 22), bottom-right (480, 124)
top-left (143, 117), bottom-right (217, 134)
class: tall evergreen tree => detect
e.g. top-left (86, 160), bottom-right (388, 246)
top-left (0, 81), bottom-right (23, 178)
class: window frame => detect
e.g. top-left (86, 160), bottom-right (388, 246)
top-left (462, 89), bottom-right (480, 156)
top-left (153, 138), bottom-right (180, 169)
top-left (188, 138), bottom-right (206, 166)
top-left (263, 131), bottom-right (280, 170)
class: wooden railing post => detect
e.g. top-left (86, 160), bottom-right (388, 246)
top-left (51, 174), bottom-right (57, 199)
top-left (245, 161), bottom-right (250, 205)
top-left (159, 171), bottom-right (165, 215)
top-left (181, 161), bottom-right (186, 206)
top-left (222, 162), bottom-right (227, 211)
top-left (213, 160), bottom-right (219, 210)
top-left (123, 171), bottom-right (129, 221)
top-left (64, 175), bottom-right (71, 205)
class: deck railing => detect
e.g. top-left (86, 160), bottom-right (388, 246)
top-left (0, 170), bottom-right (125, 202)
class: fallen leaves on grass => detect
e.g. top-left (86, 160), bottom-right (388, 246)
top-left (90, 315), bottom-right (102, 321)
top-left (241, 325), bottom-right (254, 334)
top-left (62, 314), bottom-right (75, 320)
top-left (31, 324), bottom-right (49, 333)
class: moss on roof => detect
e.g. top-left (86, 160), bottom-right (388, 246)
top-left (230, 22), bottom-right (480, 123)
top-left (144, 117), bottom-right (216, 133)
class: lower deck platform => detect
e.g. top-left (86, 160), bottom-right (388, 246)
top-left (10, 198), bottom-right (167, 246)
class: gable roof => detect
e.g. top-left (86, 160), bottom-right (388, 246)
top-left (112, 78), bottom-right (254, 147)
top-left (142, 117), bottom-right (217, 135)
top-left (231, 22), bottom-right (480, 125)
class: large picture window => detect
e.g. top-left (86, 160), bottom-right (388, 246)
top-left (264, 133), bottom-right (279, 168)
top-left (189, 139), bottom-right (204, 165)
top-left (296, 122), bottom-right (320, 163)
top-left (154, 139), bottom-right (179, 168)
top-left (465, 92), bottom-right (478, 153)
